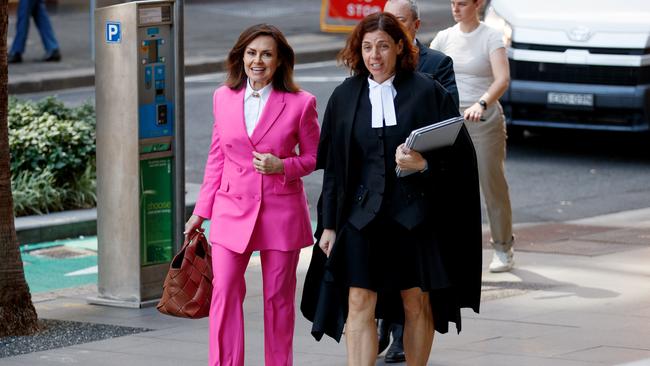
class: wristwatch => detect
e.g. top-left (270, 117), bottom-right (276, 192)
top-left (479, 99), bottom-right (488, 110)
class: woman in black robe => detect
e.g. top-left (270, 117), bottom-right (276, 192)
top-left (301, 12), bottom-right (483, 366)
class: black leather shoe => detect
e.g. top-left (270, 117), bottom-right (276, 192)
top-left (377, 319), bottom-right (391, 355)
top-left (384, 324), bottom-right (405, 363)
top-left (8, 53), bottom-right (22, 63)
top-left (43, 49), bottom-right (61, 62)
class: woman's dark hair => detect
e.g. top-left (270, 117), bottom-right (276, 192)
top-left (225, 24), bottom-right (299, 92)
top-left (338, 12), bottom-right (418, 76)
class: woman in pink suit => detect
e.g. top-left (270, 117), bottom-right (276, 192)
top-left (184, 24), bottom-right (320, 366)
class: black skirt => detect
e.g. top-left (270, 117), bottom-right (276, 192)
top-left (338, 213), bottom-right (450, 292)
top-left (322, 212), bottom-right (463, 333)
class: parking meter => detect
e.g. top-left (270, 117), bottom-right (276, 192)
top-left (93, 0), bottom-right (184, 307)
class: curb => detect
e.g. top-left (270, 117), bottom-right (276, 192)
top-left (8, 68), bottom-right (96, 95)
top-left (14, 204), bottom-right (196, 245)
top-left (15, 183), bottom-right (200, 245)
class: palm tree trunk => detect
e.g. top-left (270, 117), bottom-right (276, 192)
top-left (0, 0), bottom-right (40, 337)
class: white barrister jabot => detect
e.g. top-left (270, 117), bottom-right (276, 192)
top-left (368, 75), bottom-right (397, 128)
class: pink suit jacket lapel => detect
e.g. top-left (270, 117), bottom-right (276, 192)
top-left (224, 87), bottom-right (254, 148)
top-left (250, 89), bottom-right (286, 146)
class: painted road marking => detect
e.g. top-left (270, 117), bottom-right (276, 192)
top-left (65, 265), bottom-right (98, 277)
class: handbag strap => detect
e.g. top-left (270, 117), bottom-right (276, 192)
top-left (182, 229), bottom-right (205, 251)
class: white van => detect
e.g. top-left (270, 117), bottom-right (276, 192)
top-left (484, 0), bottom-right (650, 135)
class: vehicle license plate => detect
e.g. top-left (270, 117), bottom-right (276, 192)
top-left (547, 92), bottom-right (594, 107)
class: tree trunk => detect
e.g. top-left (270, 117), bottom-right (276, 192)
top-left (0, 0), bottom-right (40, 337)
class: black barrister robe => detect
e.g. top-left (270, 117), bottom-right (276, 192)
top-left (300, 71), bottom-right (482, 342)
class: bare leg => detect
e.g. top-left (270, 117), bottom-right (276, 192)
top-left (401, 287), bottom-right (434, 366)
top-left (346, 287), bottom-right (378, 366)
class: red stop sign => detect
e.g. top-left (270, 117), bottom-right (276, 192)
top-left (328, 0), bottom-right (386, 20)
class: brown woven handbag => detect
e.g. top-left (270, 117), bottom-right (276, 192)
top-left (157, 230), bottom-right (213, 318)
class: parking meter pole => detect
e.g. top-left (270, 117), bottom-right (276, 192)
top-left (173, 0), bottom-right (185, 253)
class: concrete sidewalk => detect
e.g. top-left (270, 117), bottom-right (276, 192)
top-left (3, 207), bottom-right (650, 365)
top-left (6, 0), bottom-right (449, 94)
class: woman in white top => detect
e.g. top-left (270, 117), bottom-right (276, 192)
top-left (430, 0), bottom-right (515, 272)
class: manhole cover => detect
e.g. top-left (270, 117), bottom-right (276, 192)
top-left (28, 246), bottom-right (95, 259)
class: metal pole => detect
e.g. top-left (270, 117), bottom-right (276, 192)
top-left (173, 0), bottom-right (185, 253)
top-left (90, 0), bottom-right (95, 60)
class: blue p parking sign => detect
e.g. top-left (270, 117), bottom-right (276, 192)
top-left (106, 22), bottom-right (121, 43)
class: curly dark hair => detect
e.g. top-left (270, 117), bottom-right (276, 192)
top-left (225, 24), bottom-right (299, 92)
top-left (338, 12), bottom-right (418, 77)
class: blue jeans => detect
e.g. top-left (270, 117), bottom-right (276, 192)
top-left (10, 0), bottom-right (60, 55)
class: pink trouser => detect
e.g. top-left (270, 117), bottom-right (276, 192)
top-left (209, 244), bottom-right (300, 366)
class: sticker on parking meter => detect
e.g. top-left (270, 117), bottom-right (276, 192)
top-left (105, 22), bottom-right (121, 43)
top-left (139, 7), bottom-right (163, 25)
top-left (140, 157), bottom-right (173, 266)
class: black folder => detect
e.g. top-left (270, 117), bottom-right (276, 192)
top-left (396, 116), bottom-right (465, 177)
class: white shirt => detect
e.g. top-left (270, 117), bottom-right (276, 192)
top-left (244, 79), bottom-right (273, 136)
top-left (367, 75), bottom-right (397, 128)
top-left (430, 22), bottom-right (504, 108)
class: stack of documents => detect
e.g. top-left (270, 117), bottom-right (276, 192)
top-left (396, 116), bottom-right (465, 177)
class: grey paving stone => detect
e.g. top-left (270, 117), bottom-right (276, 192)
top-left (70, 335), bottom-right (158, 352)
top-left (456, 353), bottom-right (599, 366)
top-left (7, 348), bottom-right (206, 366)
top-left (134, 325), bottom-right (209, 343)
top-left (617, 359), bottom-right (650, 366)
top-left (560, 346), bottom-right (650, 365)
top-left (0, 360), bottom-right (30, 366)
top-left (521, 311), bottom-right (650, 335)
top-left (633, 305), bottom-right (650, 318)
top-left (293, 351), bottom-right (347, 365)
top-left (551, 328), bottom-right (650, 353)
top-left (115, 338), bottom-right (207, 361)
top-left (416, 348), bottom-right (486, 365)
top-left (447, 332), bottom-right (596, 359)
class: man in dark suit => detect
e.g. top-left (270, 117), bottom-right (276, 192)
top-left (386, 0), bottom-right (459, 107)
top-left (379, 0), bottom-right (460, 362)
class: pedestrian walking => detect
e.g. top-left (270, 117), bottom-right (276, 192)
top-left (8, 0), bottom-right (61, 63)
top-left (184, 23), bottom-right (320, 366)
top-left (430, 0), bottom-right (515, 272)
top-left (377, 1), bottom-right (461, 361)
top-left (301, 12), bottom-right (482, 366)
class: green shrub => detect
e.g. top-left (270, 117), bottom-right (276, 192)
top-left (9, 96), bottom-right (96, 216)
top-left (11, 169), bottom-right (65, 215)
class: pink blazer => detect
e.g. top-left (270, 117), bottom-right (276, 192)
top-left (193, 85), bottom-right (320, 253)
